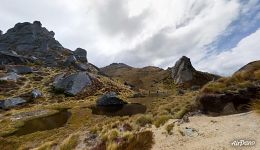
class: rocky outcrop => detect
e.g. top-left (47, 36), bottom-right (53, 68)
top-left (0, 21), bottom-right (62, 52)
top-left (7, 65), bottom-right (32, 74)
top-left (96, 92), bottom-right (127, 106)
top-left (0, 21), bottom-right (66, 66)
top-left (0, 21), bottom-right (98, 73)
top-left (0, 51), bottom-right (31, 65)
top-left (172, 56), bottom-right (195, 84)
top-left (0, 97), bottom-right (27, 109)
top-left (64, 48), bottom-right (89, 71)
top-left (53, 72), bottom-right (92, 96)
top-left (74, 48), bottom-right (88, 63)
top-left (198, 86), bottom-right (260, 115)
top-left (171, 56), bottom-right (220, 87)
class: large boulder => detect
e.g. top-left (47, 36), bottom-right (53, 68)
top-left (7, 65), bottom-right (33, 74)
top-left (74, 48), bottom-right (88, 63)
top-left (0, 97), bottom-right (27, 109)
top-left (53, 72), bottom-right (92, 96)
top-left (172, 56), bottom-right (195, 84)
top-left (96, 92), bottom-right (128, 106)
top-left (171, 56), bottom-right (220, 87)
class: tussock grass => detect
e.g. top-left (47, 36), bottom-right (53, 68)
top-left (252, 101), bottom-right (260, 114)
top-left (202, 65), bottom-right (260, 94)
top-left (135, 115), bottom-right (153, 127)
top-left (154, 115), bottom-right (172, 128)
top-left (60, 134), bottom-right (79, 150)
top-left (165, 123), bottom-right (175, 135)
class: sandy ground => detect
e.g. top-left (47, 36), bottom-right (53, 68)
top-left (151, 112), bottom-right (260, 150)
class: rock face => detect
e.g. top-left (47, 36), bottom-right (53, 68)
top-left (0, 21), bottom-right (62, 52)
top-left (171, 56), bottom-right (220, 87)
top-left (96, 92), bottom-right (127, 106)
top-left (7, 65), bottom-right (33, 74)
top-left (198, 86), bottom-right (260, 115)
top-left (0, 51), bottom-right (31, 65)
top-left (0, 21), bottom-right (93, 71)
top-left (53, 72), bottom-right (92, 96)
top-left (0, 21), bottom-right (67, 66)
top-left (0, 97), bottom-right (27, 109)
top-left (172, 56), bottom-right (195, 84)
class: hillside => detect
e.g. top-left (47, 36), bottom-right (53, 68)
top-left (101, 63), bottom-right (171, 93)
top-left (0, 21), bottom-right (259, 150)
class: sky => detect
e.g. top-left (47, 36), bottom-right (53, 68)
top-left (0, 0), bottom-right (259, 76)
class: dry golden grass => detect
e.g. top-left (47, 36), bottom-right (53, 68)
top-left (165, 123), bottom-right (175, 135)
top-left (60, 134), bottom-right (79, 150)
top-left (135, 114), bottom-right (153, 127)
top-left (202, 66), bottom-right (260, 94)
top-left (252, 101), bottom-right (260, 114)
top-left (154, 115), bottom-right (172, 128)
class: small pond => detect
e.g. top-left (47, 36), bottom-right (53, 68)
top-left (90, 103), bottom-right (147, 116)
top-left (9, 109), bottom-right (71, 137)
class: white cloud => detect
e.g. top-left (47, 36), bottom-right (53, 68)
top-left (197, 28), bottom-right (260, 76)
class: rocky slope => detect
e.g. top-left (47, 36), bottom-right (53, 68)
top-left (101, 63), bottom-right (171, 93)
top-left (0, 21), bottom-right (99, 73)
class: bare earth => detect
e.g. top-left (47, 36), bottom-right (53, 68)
top-left (151, 112), bottom-right (260, 150)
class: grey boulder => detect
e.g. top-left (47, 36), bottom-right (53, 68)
top-left (96, 92), bottom-right (127, 106)
top-left (53, 72), bottom-right (92, 96)
top-left (31, 89), bottom-right (42, 99)
top-left (7, 65), bottom-right (33, 74)
top-left (171, 56), bottom-right (195, 84)
top-left (0, 72), bottom-right (20, 82)
top-left (64, 55), bottom-right (77, 66)
top-left (0, 97), bottom-right (27, 109)
top-left (74, 48), bottom-right (88, 63)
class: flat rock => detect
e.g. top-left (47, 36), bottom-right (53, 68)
top-left (0, 97), bottom-right (27, 109)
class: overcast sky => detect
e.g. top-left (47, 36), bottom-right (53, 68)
top-left (0, 0), bottom-right (259, 75)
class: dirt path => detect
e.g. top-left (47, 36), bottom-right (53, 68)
top-left (151, 112), bottom-right (260, 150)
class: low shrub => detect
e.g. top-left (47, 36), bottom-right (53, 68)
top-left (165, 123), bottom-right (174, 135)
top-left (60, 134), bottom-right (79, 150)
top-left (135, 115), bottom-right (153, 127)
top-left (154, 115), bottom-right (172, 128)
